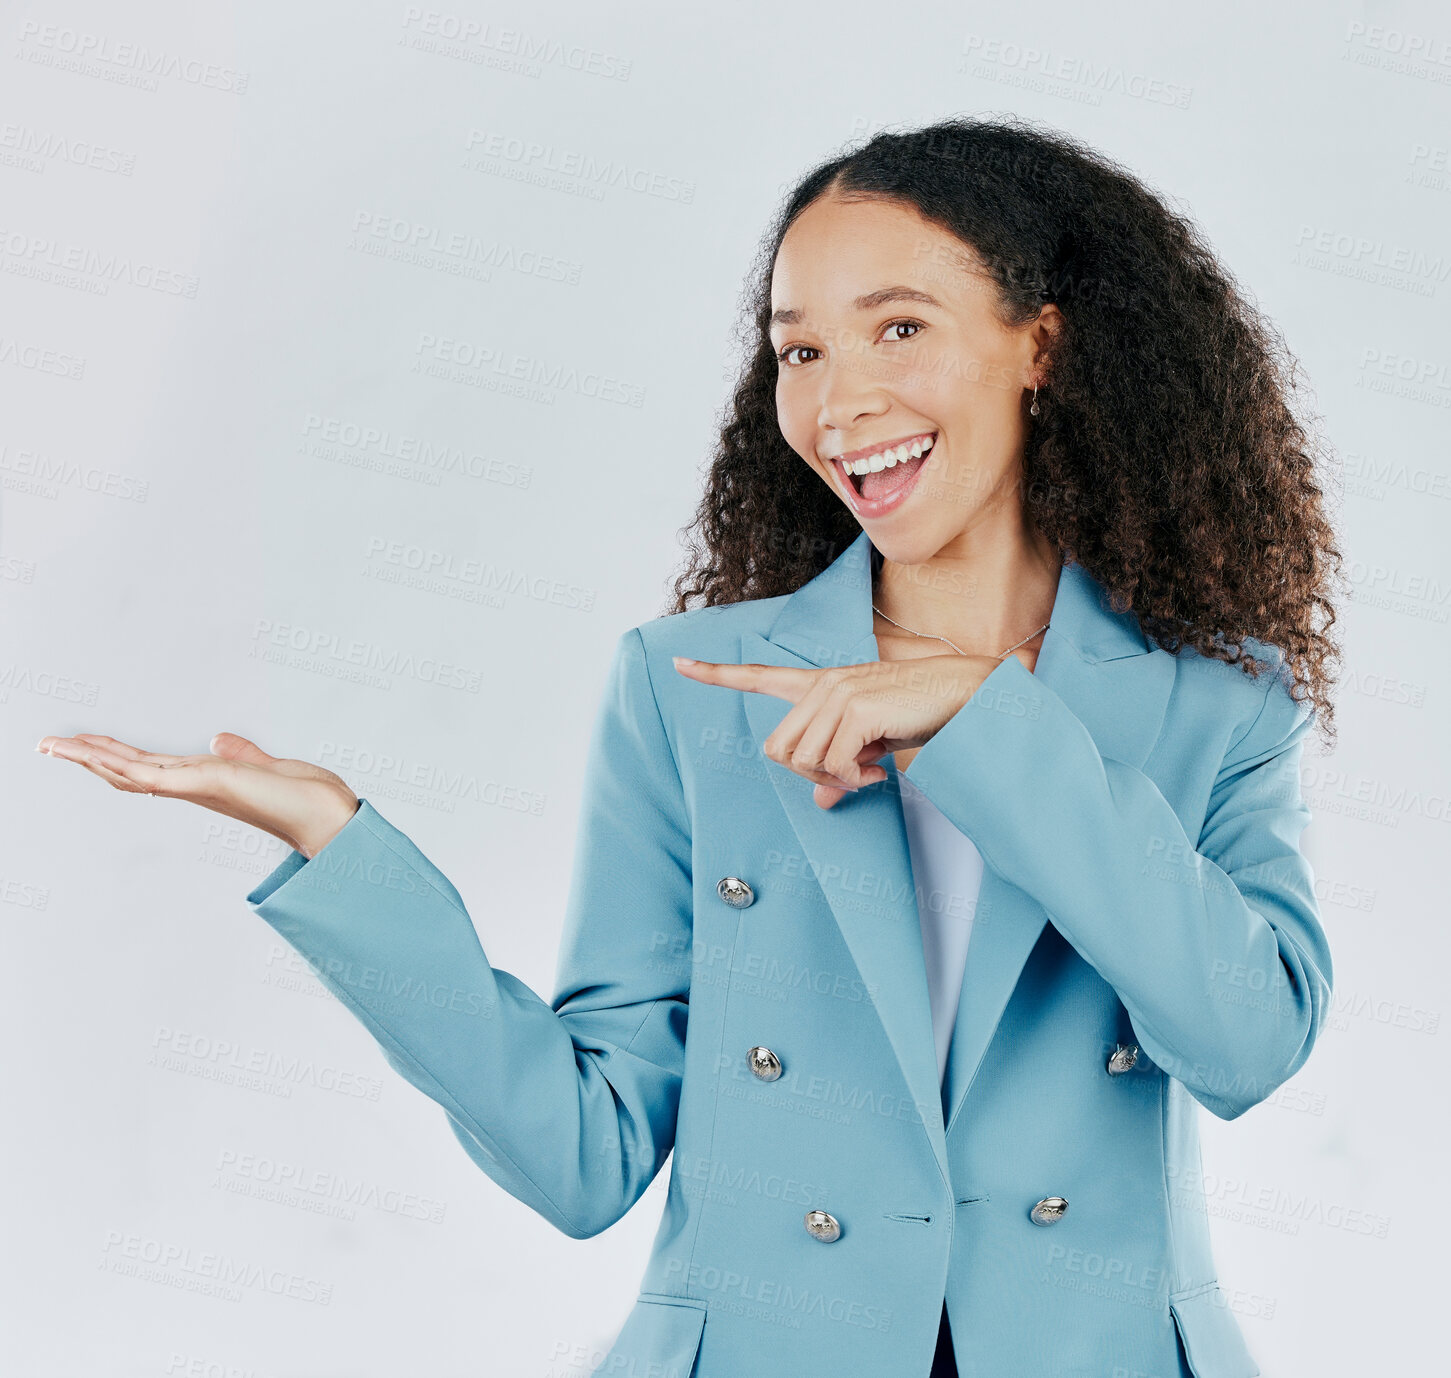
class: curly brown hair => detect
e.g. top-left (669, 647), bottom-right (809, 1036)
top-left (667, 114), bottom-right (1344, 746)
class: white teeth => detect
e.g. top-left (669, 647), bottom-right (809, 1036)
top-left (843, 434), bottom-right (935, 477)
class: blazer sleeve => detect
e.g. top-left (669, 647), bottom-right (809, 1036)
top-left (244, 626), bottom-right (694, 1238)
top-left (903, 651), bottom-right (1333, 1121)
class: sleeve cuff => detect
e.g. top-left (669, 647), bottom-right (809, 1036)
top-left (903, 652), bottom-right (1043, 856)
top-left (244, 797), bottom-right (375, 908)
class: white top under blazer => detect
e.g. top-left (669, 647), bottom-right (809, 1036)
top-left (898, 769), bottom-right (985, 1084)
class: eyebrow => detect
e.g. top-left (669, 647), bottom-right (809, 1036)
top-left (769, 285), bottom-right (944, 329)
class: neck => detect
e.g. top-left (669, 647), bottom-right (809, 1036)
top-left (871, 525), bottom-right (1062, 658)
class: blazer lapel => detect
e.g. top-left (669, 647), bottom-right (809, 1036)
top-left (739, 530), bottom-right (1174, 1184)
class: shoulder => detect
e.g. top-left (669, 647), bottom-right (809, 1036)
top-left (628, 594), bottom-right (792, 664)
top-left (1164, 634), bottom-right (1311, 766)
top-left (601, 595), bottom-right (792, 726)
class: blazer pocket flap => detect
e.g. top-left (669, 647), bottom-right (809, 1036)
top-left (1169, 1285), bottom-right (1260, 1378)
top-left (594, 1293), bottom-right (707, 1378)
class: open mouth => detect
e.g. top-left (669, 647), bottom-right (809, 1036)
top-left (831, 431), bottom-right (937, 513)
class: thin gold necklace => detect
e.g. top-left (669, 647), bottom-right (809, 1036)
top-left (870, 603), bottom-right (1050, 660)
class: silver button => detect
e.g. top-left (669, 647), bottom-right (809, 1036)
top-left (717, 876), bottom-right (755, 908)
top-left (747, 1046), bottom-right (782, 1081)
top-left (804, 1209), bottom-right (841, 1242)
top-left (1029, 1196), bottom-right (1069, 1226)
top-left (1107, 1043), bottom-right (1139, 1075)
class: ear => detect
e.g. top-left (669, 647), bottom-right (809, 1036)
top-left (1025, 301), bottom-right (1065, 387)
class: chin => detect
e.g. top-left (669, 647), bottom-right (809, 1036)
top-left (863, 524), bottom-right (952, 567)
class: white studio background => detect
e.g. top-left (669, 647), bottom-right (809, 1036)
top-left (3, 1), bottom-right (1446, 1374)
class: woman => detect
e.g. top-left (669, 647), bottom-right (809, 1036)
top-left (39, 116), bottom-right (1341, 1378)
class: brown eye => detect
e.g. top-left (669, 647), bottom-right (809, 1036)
top-left (882, 320), bottom-right (924, 343)
top-left (777, 344), bottom-right (820, 367)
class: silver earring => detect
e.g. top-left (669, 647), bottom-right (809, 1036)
top-left (1029, 384), bottom-right (1040, 417)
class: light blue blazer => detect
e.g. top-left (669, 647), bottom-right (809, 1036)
top-left (246, 530), bottom-right (1332, 1378)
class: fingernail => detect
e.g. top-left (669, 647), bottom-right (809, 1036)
top-left (35, 738), bottom-right (50, 753)
top-left (673, 656), bottom-right (697, 667)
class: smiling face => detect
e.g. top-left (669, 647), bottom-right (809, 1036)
top-left (770, 192), bottom-right (1058, 565)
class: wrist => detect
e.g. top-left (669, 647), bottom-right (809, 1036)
top-left (295, 794), bottom-right (361, 859)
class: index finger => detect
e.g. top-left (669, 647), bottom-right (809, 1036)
top-left (40, 738), bottom-right (198, 796)
top-left (671, 657), bottom-right (817, 705)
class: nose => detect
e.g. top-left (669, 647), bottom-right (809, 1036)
top-left (814, 357), bottom-right (889, 433)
